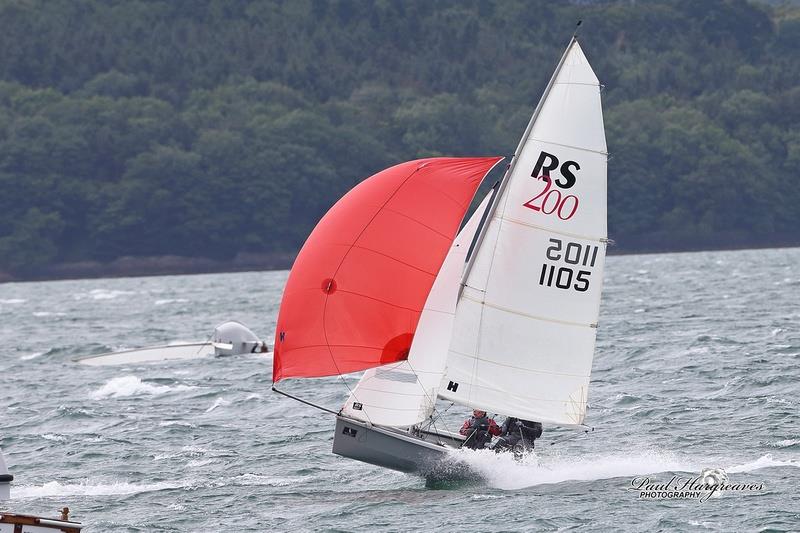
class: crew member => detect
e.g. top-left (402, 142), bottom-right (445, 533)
top-left (459, 409), bottom-right (501, 450)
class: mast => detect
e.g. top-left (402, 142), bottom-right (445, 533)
top-left (460, 37), bottom-right (579, 293)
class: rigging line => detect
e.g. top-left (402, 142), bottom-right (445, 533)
top-left (403, 358), bottom-right (456, 437)
top-left (421, 401), bottom-right (454, 445)
top-left (271, 385), bottom-right (339, 416)
top-left (548, 425), bottom-right (595, 446)
top-left (193, 327), bottom-right (218, 356)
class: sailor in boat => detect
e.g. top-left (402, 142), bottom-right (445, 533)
top-left (491, 418), bottom-right (543, 456)
top-left (459, 409), bottom-right (501, 450)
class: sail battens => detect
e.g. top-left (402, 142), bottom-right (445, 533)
top-left (447, 347), bottom-right (591, 378)
top-left (458, 293), bottom-right (599, 330)
top-left (553, 81), bottom-right (600, 87)
top-left (528, 137), bottom-right (608, 156)
top-left (496, 215), bottom-right (607, 242)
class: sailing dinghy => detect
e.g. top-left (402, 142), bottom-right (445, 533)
top-left (75, 321), bottom-right (268, 366)
top-left (273, 37), bottom-right (607, 478)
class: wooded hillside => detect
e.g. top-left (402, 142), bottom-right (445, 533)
top-left (1, 0), bottom-right (798, 278)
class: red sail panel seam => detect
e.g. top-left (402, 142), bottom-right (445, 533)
top-left (320, 165), bottom-right (423, 377)
top-left (349, 245), bottom-right (440, 277)
top-left (380, 207), bottom-right (454, 240)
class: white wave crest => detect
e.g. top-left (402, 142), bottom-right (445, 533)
top-left (90, 376), bottom-right (193, 399)
top-left (155, 298), bottom-right (188, 306)
top-left (205, 397), bottom-right (231, 412)
top-left (230, 473), bottom-right (307, 487)
top-left (13, 479), bottom-right (182, 498)
top-left (725, 454), bottom-right (800, 473)
top-left (20, 351), bottom-right (45, 360)
top-left (770, 439), bottom-right (799, 448)
top-left (74, 289), bottom-right (136, 301)
top-left (447, 448), bottom-right (697, 490)
top-left (0, 298), bottom-right (26, 304)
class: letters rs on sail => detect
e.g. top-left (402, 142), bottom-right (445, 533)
top-left (523, 150), bottom-right (582, 220)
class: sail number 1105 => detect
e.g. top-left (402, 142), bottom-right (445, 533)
top-left (539, 238), bottom-right (599, 293)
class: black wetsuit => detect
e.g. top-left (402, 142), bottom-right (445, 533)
top-left (493, 418), bottom-right (543, 453)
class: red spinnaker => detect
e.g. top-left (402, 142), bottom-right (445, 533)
top-left (272, 157), bottom-right (502, 382)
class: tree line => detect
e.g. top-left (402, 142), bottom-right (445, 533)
top-left (0, 0), bottom-right (798, 277)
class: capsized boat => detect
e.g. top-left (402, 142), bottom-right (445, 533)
top-left (74, 321), bottom-right (268, 366)
top-left (1, 449), bottom-right (83, 532)
top-left (272, 37), bottom-right (608, 478)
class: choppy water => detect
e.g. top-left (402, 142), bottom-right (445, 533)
top-left (1, 248), bottom-right (798, 531)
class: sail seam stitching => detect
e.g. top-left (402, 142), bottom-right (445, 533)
top-left (349, 244), bottom-right (438, 276)
top-left (449, 348), bottom-right (591, 378)
top-left (496, 216), bottom-right (606, 242)
top-left (528, 137), bottom-right (608, 155)
top-left (460, 292), bottom-right (597, 329)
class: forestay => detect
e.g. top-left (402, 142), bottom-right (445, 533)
top-left (340, 193), bottom-right (494, 427)
top-left (439, 39), bottom-right (607, 426)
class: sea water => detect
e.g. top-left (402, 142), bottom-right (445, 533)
top-left (0, 248), bottom-right (798, 531)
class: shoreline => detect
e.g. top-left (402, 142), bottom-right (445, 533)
top-left (1, 242), bottom-right (798, 284)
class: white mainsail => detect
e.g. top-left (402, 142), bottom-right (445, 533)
top-left (341, 193), bottom-right (494, 427)
top-left (438, 38), bottom-right (607, 426)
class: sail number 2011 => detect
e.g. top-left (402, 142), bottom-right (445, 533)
top-left (539, 238), bottom-right (598, 293)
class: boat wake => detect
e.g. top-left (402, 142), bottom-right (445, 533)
top-left (446, 448), bottom-right (799, 490)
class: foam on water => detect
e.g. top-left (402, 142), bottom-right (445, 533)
top-left (74, 289), bottom-right (136, 301)
top-left (725, 454), bottom-right (800, 473)
top-left (205, 397), bottom-right (231, 412)
top-left (770, 439), bottom-right (800, 448)
top-left (448, 448), bottom-right (800, 491)
top-left (20, 351), bottom-right (45, 360)
top-left (13, 479), bottom-right (184, 499)
top-left (155, 298), bottom-right (189, 305)
top-left (89, 376), bottom-right (193, 399)
top-left (449, 448), bottom-right (698, 490)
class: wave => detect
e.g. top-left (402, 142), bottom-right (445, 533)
top-left (154, 298), bottom-right (189, 306)
top-left (447, 449), bottom-right (798, 490)
top-left (448, 448), bottom-right (696, 490)
top-left (89, 376), bottom-right (193, 399)
top-left (74, 289), bottom-right (136, 301)
top-left (13, 479), bottom-right (182, 499)
top-left (205, 397), bottom-right (231, 412)
top-left (725, 454), bottom-right (800, 473)
top-left (769, 439), bottom-right (800, 448)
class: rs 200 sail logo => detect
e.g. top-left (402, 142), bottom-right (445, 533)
top-left (523, 151), bottom-right (580, 220)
